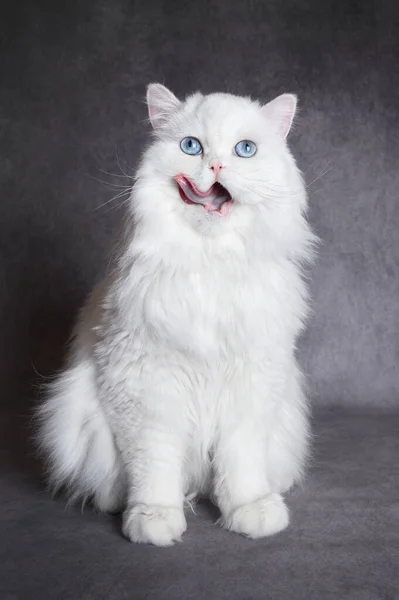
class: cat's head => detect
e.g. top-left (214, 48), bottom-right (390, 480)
top-left (134, 84), bottom-right (307, 242)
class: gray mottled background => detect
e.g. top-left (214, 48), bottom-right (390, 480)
top-left (1, 1), bottom-right (398, 599)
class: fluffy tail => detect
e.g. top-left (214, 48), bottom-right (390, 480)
top-left (37, 358), bottom-right (126, 512)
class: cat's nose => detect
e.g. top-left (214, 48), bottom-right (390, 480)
top-left (209, 161), bottom-right (224, 179)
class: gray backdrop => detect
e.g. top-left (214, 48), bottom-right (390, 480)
top-left (1, 1), bottom-right (398, 599)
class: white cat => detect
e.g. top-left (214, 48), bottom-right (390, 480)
top-left (38, 84), bottom-right (317, 546)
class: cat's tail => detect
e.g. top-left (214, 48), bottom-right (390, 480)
top-left (36, 358), bottom-right (126, 512)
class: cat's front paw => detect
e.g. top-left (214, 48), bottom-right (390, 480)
top-left (220, 493), bottom-right (289, 539)
top-left (123, 504), bottom-right (187, 546)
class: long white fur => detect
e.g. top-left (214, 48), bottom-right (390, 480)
top-left (37, 84), bottom-right (317, 546)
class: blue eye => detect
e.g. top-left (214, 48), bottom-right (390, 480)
top-left (234, 140), bottom-right (257, 158)
top-left (180, 137), bottom-right (203, 155)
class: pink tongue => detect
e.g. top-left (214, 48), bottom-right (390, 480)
top-left (203, 196), bottom-right (229, 212)
top-left (177, 177), bottom-right (229, 212)
top-left (177, 177), bottom-right (205, 205)
top-left (213, 199), bottom-right (232, 216)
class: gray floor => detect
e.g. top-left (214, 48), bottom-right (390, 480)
top-left (2, 410), bottom-right (398, 600)
top-left (1, 1), bottom-right (398, 598)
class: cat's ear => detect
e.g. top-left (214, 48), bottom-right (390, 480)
top-left (146, 83), bottom-right (181, 129)
top-left (261, 94), bottom-right (297, 139)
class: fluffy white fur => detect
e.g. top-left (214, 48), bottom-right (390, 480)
top-left (38, 84), bottom-right (317, 546)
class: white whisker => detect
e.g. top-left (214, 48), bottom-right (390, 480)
top-left (94, 189), bottom-right (132, 212)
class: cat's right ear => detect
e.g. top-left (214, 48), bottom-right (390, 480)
top-left (146, 83), bottom-right (181, 129)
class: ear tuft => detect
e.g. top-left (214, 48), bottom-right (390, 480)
top-left (146, 83), bottom-right (181, 130)
top-left (261, 93), bottom-right (297, 139)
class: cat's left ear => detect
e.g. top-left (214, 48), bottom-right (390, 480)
top-left (146, 83), bottom-right (181, 129)
top-left (261, 94), bottom-right (297, 139)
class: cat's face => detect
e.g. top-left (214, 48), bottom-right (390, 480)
top-left (136, 84), bottom-right (304, 237)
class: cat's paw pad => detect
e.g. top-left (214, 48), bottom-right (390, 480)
top-left (221, 493), bottom-right (289, 538)
top-left (123, 504), bottom-right (187, 546)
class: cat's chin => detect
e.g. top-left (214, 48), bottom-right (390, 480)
top-left (174, 174), bottom-right (233, 218)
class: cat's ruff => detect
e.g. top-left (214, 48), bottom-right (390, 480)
top-left (37, 84), bottom-right (316, 546)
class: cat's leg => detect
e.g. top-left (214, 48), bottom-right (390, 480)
top-left (121, 418), bottom-right (187, 546)
top-left (213, 363), bottom-right (309, 538)
top-left (114, 384), bottom-right (189, 547)
top-left (213, 418), bottom-right (289, 539)
top-left (267, 365), bottom-right (310, 494)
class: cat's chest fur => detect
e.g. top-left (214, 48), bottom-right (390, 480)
top-left (139, 251), bottom-right (293, 360)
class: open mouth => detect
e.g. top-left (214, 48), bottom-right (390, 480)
top-left (174, 174), bottom-right (233, 216)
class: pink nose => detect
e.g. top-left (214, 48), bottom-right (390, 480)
top-left (210, 162), bottom-right (223, 178)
